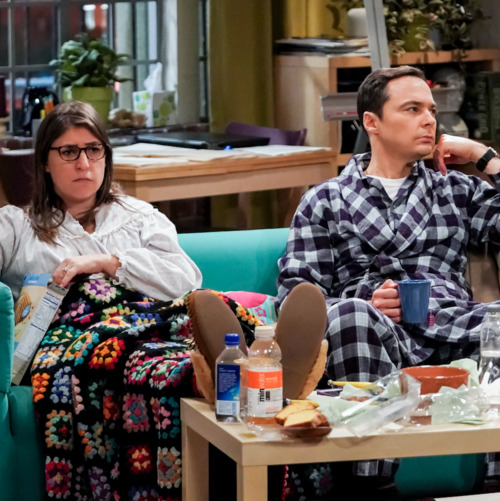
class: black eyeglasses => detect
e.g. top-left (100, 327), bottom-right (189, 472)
top-left (50, 144), bottom-right (107, 162)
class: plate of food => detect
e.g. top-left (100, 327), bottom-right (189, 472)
top-left (245, 399), bottom-right (332, 440)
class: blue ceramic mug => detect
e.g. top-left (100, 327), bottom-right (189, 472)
top-left (396, 280), bottom-right (431, 324)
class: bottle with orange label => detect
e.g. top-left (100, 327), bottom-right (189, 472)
top-left (246, 325), bottom-right (283, 425)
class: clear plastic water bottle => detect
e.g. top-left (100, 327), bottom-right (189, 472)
top-left (479, 304), bottom-right (500, 388)
top-left (215, 333), bottom-right (247, 422)
top-left (246, 325), bottom-right (283, 425)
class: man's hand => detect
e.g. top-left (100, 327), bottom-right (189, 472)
top-left (52, 254), bottom-right (121, 289)
top-left (369, 279), bottom-right (401, 323)
top-left (433, 134), bottom-right (488, 176)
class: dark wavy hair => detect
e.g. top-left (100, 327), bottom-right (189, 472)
top-left (29, 101), bottom-right (122, 244)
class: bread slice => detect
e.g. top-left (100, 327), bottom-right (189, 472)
top-left (290, 399), bottom-right (319, 408)
top-left (275, 401), bottom-right (318, 425)
top-left (283, 409), bottom-right (329, 428)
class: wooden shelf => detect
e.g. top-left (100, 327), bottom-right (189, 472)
top-left (330, 48), bottom-right (500, 68)
top-left (275, 48), bottom-right (500, 173)
top-left (276, 48), bottom-right (500, 71)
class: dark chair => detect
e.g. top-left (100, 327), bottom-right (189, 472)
top-left (0, 138), bottom-right (34, 207)
top-left (225, 122), bottom-right (307, 146)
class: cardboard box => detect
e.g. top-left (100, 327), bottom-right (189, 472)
top-left (133, 90), bottom-right (176, 127)
top-left (12, 273), bottom-right (67, 385)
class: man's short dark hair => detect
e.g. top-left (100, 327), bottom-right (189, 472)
top-left (357, 66), bottom-right (427, 128)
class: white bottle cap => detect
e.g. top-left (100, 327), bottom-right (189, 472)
top-left (255, 324), bottom-right (276, 340)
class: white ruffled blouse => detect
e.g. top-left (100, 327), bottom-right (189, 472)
top-left (0, 196), bottom-right (202, 302)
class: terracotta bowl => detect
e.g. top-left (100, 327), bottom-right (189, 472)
top-left (401, 366), bottom-right (470, 394)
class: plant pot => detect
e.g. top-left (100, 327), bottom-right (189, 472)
top-left (402, 18), bottom-right (430, 53)
top-left (63, 86), bottom-right (113, 125)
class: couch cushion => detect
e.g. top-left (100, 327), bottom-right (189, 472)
top-left (224, 291), bottom-right (277, 324)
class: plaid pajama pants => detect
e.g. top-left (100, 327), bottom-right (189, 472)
top-left (325, 298), bottom-right (500, 479)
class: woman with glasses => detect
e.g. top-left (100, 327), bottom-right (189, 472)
top-left (0, 101), bottom-right (202, 301)
top-left (1, 101), bottom-right (326, 500)
top-left (0, 101), bottom-right (209, 499)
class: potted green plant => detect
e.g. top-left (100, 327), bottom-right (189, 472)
top-left (333, 0), bottom-right (484, 55)
top-left (50, 33), bottom-right (131, 124)
top-left (383, 0), bottom-right (484, 56)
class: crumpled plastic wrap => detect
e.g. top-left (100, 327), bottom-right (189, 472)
top-left (318, 371), bottom-right (421, 437)
top-left (313, 359), bottom-right (489, 437)
top-left (405, 359), bottom-right (489, 426)
top-left (449, 358), bottom-right (480, 386)
top-left (409, 385), bottom-right (489, 426)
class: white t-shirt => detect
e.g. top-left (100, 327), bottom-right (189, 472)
top-left (0, 195), bottom-right (202, 301)
top-left (367, 174), bottom-right (407, 200)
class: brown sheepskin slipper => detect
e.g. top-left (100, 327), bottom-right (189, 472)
top-left (187, 290), bottom-right (247, 379)
top-left (275, 283), bottom-right (328, 400)
top-left (297, 339), bottom-right (328, 400)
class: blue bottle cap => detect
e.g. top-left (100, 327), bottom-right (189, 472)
top-left (225, 333), bottom-right (240, 345)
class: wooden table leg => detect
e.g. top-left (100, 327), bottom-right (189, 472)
top-left (277, 187), bottom-right (306, 228)
top-left (284, 187), bottom-right (305, 227)
top-left (237, 192), bottom-right (252, 229)
top-left (237, 464), bottom-right (268, 501)
top-left (182, 422), bottom-right (209, 501)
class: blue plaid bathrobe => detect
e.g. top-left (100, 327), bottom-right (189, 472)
top-left (277, 152), bottom-right (500, 479)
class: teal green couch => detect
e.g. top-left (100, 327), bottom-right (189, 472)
top-left (0, 228), bottom-right (485, 500)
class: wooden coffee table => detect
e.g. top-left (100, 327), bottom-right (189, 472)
top-left (181, 397), bottom-right (500, 501)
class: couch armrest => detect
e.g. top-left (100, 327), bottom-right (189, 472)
top-left (0, 282), bottom-right (14, 393)
top-left (0, 393), bottom-right (17, 501)
top-left (8, 387), bottom-right (45, 501)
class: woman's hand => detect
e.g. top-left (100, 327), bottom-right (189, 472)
top-left (368, 279), bottom-right (401, 323)
top-left (52, 254), bottom-right (121, 289)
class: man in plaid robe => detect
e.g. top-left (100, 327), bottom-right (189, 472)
top-left (276, 66), bottom-right (500, 499)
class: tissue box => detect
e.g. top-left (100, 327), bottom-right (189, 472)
top-left (133, 90), bottom-right (176, 127)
